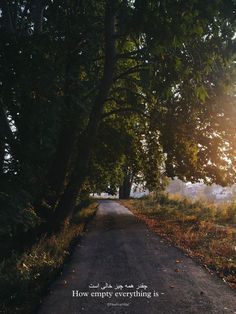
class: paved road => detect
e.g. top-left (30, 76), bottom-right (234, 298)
top-left (38, 200), bottom-right (236, 314)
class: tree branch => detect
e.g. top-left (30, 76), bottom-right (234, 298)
top-left (116, 47), bottom-right (147, 59)
top-left (113, 64), bottom-right (146, 81)
top-left (102, 107), bottom-right (148, 119)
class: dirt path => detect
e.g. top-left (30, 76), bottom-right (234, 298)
top-left (38, 200), bottom-right (236, 314)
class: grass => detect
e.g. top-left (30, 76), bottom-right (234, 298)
top-left (121, 193), bottom-right (236, 289)
top-left (0, 202), bottom-right (98, 314)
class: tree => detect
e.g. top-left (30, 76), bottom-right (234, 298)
top-left (0, 0), bottom-right (235, 233)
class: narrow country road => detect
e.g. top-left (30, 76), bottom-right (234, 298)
top-left (38, 200), bottom-right (236, 314)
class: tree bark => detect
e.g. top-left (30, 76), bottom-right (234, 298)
top-left (46, 122), bottom-right (77, 199)
top-left (119, 172), bottom-right (133, 199)
top-left (46, 54), bottom-right (79, 200)
top-left (51, 0), bottom-right (116, 229)
top-left (44, 0), bottom-right (85, 202)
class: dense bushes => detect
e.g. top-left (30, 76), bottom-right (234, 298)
top-left (0, 192), bottom-right (40, 239)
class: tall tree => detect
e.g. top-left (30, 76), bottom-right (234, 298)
top-left (0, 0), bottom-right (235, 233)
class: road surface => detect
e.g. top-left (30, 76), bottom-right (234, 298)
top-left (38, 200), bottom-right (236, 314)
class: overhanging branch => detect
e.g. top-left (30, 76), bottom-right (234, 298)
top-left (102, 107), bottom-right (149, 119)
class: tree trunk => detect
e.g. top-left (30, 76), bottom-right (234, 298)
top-left (51, 0), bottom-right (116, 230)
top-left (45, 18), bottom-right (84, 202)
top-left (119, 173), bottom-right (133, 199)
top-left (46, 122), bottom-right (77, 199)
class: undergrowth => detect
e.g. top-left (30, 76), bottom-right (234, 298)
top-left (0, 202), bottom-right (97, 314)
top-left (121, 194), bottom-right (236, 288)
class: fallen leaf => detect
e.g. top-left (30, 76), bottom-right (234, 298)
top-left (175, 260), bottom-right (182, 264)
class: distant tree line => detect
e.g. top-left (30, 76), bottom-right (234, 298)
top-left (167, 179), bottom-right (236, 202)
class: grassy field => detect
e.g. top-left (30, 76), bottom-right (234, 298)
top-left (0, 202), bottom-right (98, 314)
top-left (121, 194), bottom-right (236, 289)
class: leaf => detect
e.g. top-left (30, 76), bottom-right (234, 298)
top-left (195, 25), bottom-right (203, 36)
top-left (175, 259), bottom-right (182, 263)
top-left (175, 57), bottom-right (182, 70)
top-left (196, 86), bottom-right (208, 102)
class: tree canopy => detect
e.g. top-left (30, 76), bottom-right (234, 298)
top-left (0, 0), bottom-right (236, 235)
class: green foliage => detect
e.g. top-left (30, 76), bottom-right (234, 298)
top-left (0, 0), bottom-right (235, 252)
top-left (0, 0), bottom-right (235, 308)
top-left (0, 191), bottom-right (40, 238)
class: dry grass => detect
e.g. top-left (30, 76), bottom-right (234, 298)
top-left (0, 202), bottom-right (98, 314)
top-left (121, 194), bottom-right (236, 289)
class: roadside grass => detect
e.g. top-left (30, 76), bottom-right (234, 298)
top-left (121, 194), bottom-right (236, 288)
top-left (0, 202), bottom-right (98, 314)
